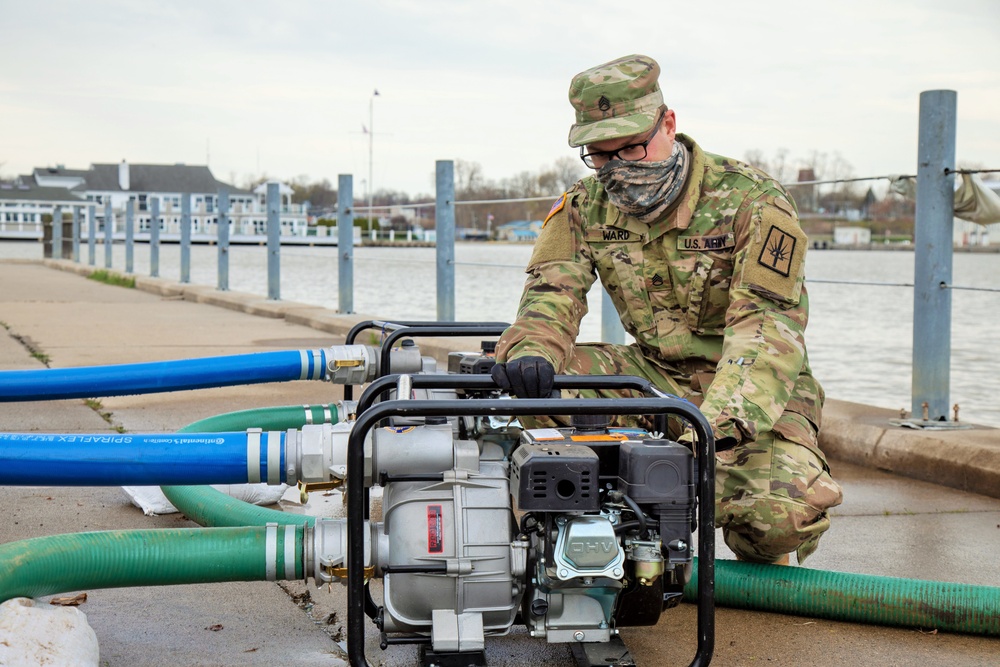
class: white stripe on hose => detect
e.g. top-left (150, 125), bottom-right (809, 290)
top-left (266, 431), bottom-right (281, 485)
top-left (247, 430), bottom-right (262, 483)
top-left (283, 525), bottom-right (296, 580)
top-left (312, 349), bottom-right (324, 380)
top-left (299, 350), bottom-right (309, 380)
top-left (265, 523), bottom-right (278, 581)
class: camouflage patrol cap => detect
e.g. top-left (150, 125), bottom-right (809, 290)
top-left (568, 54), bottom-right (664, 147)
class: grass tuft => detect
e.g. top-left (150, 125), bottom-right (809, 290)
top-left (88, 270), bottom-right (135, 289)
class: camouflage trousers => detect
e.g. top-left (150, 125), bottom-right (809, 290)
top-left (523, 342), bottom-right (843, 564)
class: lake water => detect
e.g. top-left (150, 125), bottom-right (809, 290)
top-left (3, 241), bottom-right (999, 427)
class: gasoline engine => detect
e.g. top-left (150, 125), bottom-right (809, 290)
top-left (295, 322), bottom-right (714, 666)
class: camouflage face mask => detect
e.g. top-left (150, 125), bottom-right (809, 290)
top-left (595, 141), bottom-right (688, 224)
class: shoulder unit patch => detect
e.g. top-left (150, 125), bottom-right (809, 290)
top-left (740, 205), bottom-right (806, 304)
top-left (758, 225), bottom-right (796, 277)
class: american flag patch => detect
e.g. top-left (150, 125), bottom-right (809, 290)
top-left (543, 193), bottom-right (567, 227)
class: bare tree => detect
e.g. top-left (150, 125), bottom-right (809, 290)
top-left (455, 160), bottom-right (486, 196)
top-left (803, 150), bottom-right (829, 181)
top-left (502, 171), bottom-right (542, 198)
top-left (537, 169), bottom-right (559, 195)
top-left (771, 148), bottom-right (791, 182)
top-left (553, 156), bottom-right (586, 192)
top-left (744, 149), bottom-right (767, 172)
top-left (744, 148), bottom-right (792, 182)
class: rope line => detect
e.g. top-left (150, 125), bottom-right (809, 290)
top-left (331, 167), bottom-right (997, 212)
top-left (942, 284), bottom-right (1000, 293)
top-left (808, 278), bottom-right (1000, 293)
top-left (350, 257), bottom-right (1000, 293)
top-left (455, 195), bottom-right (555, 206)
top-left (946, 168), bottom-right (1000, 176)
top-left (786, 175), bottom-right (914, 187)
top-left (807, 278), bottom-right (914, 288)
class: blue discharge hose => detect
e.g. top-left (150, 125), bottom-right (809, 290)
top-left (0, 349), bottom-right (328, 402)
top-left (0, 431), bottom-right (287, 486)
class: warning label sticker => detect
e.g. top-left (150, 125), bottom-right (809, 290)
top-left (427, 504), bottom-right (443, 554)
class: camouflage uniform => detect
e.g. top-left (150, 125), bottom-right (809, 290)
top-left (496, 56), bottom-right (842, 563)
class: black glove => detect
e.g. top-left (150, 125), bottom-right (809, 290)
top-left (491, 356), bottom-right (555, 398)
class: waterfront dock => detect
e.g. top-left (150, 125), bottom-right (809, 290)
top-left (1, 259), bottom-right (998, 667)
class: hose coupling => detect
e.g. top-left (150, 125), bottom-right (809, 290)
top-left (305, 518), bottom-right (376, 587)
top-left (325, 345), bottom-right (378, 385)
top-left (285, 421), bottom-right (354, 485)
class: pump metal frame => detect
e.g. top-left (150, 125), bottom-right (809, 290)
top-left (344, 380), bottom-right (716, 667)
top-left (342, 320), bottom-right (509, 400)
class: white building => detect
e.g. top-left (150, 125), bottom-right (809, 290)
top-left (833, 226), bottom-right (872, 245)
top-left (0, 181), bottom-right (87, 239)
top-left (4, 162), bottom-right (308, 239)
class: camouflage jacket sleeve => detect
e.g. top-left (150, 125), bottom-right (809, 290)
top-left (699, 194), bottom-right (809, 446)
top-left (495, 190), bottom-right (596, 370)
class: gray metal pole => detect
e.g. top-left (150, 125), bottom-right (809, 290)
top-left (71, 206), bottom-right (80, 263)
top-left (218, 189), bottom-right (230, 291)
top-left (104, 200), bottom-right (113, 269)
top-left (337, 174), bottom-right (355, 314)
top-left (912, 89), bottom-right (957, 422)
top-left (180, 193), bottom-right (191, 283)
top-left (51, 206), bottom-right (63, 260)
top-left (435, 160), bottom-right (456, 321)
top-left (125, 200), bottom-right (134, 273)
top-left (87, 205), bottom-right (96, 266)
top-left (150, 197), bottom-right (160, 278)
top-left (601, 289), bottom-right (625, 344)
top-left (267, 182), bottom-right (280, 300)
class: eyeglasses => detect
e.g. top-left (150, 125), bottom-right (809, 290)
top-left (579, 113), bottom-right (665, 169)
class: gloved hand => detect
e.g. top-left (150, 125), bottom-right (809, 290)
top-left (491, 356), bottom-right (555, 398)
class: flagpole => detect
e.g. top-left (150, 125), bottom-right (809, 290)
top-left (368, 89), bottom-right (378, 226)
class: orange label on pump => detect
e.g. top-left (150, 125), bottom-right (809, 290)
top-left (569, 434), bottom-right (628, 442)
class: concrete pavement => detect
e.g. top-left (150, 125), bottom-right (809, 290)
top-left (1, 259), bottom-right (998, 667)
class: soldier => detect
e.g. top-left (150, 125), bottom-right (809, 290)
top-left (492, 54), bottom-right (842, 565)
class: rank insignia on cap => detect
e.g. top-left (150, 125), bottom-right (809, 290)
top-left (758, 225), bottom-right (796, 277)
top-left (543, 193), bottom-right (567, 227)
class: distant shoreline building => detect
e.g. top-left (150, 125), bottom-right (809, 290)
top-left (1, 161), bottom-right (307, 239)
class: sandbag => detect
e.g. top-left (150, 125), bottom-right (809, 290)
top-left (122, 483), bottom-right (289, 516)
top-left (0, 597), bottom-right (99, 667)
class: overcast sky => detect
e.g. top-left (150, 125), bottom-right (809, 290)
top-left (2, 1), bottom-right (998, 198)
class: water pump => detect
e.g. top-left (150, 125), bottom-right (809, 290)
top-left (302, 323), bottom-right (715, 667)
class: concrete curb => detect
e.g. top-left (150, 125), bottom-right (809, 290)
top-left (820, 399), bottom-right (1000, 498)
top-left (34, 258), bottom-right (1000, 500)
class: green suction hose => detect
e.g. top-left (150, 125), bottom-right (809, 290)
top-left (0, 525), bottom-right (303, 602)
top-left (684, 557), bottom-right (1000, 636)
top-left (4, 401), bottom-right (997, 639)
top-left (176, 403), bottom-right (340, 433)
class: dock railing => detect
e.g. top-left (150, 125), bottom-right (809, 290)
top-left (37, 90), bottom-right (999, 426)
